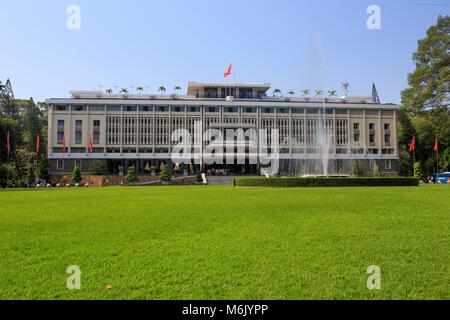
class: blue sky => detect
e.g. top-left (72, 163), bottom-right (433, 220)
top-left (0, 0), bottom-right (448, 103)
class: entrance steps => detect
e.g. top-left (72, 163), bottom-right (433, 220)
top-left (206, 176), bottom-right (236, 186)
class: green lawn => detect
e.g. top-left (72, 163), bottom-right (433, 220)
top-left (0, 185), bottom-right (449, 300)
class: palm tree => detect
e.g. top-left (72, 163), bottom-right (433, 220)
top-left (158, 86), bottom-right (166, 96)
top-left (174, 86), bottom-right (181, 96)
top-left (120, 88), bottom-right (129, 95)
top-left (328, 90), bottom-right (337, 98)
top-left (342, 81), bottom-right (350, 96)
top-left (273, 88), bottom-right (282, 98)
top-left (287, 89), bottom-right (295, 97)
top-left (301, 89), bottom-right (310, 97)
top-left (315, 89), bottom-right (324, 97)
top-left (105, 89), bottom-right (113, 95)
top-left (136, 86), bottom-right (144, 95)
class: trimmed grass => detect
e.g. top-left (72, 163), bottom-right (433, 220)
top-left (0, 185), bottom-right (449, 300)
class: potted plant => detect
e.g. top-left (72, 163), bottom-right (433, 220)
top-left (120, 88), bottom-right (129, 99)
top-left (118, 165), bottom-right (124, 177)
top-left (160, 164), bottom-right (171, 185)
top-left (158, 86), bottom-right (166, 97)
top-left (124, 165), bottom-right (138, 184)
top-left (301, 89), bottom-right (310, 102)
top-left (150, 166), bottom-right (157, 177)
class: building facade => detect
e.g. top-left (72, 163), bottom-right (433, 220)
top-left (46, 82), bottom-right (400, 176)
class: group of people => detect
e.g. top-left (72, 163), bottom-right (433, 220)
top-left (206, 168), bottom-right (230, 176)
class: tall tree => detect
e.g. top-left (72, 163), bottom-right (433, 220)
top-left (401, 15), bottom-right (449, 116)
top-left (22, 98), bottom-right (43, 151)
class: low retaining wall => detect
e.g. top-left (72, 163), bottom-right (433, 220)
top-left (51, 175), bottom-right (159, 187)
top-left (234, 177), bottom-right (420, 188)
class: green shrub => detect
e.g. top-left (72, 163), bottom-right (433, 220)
top-left (352, 160), bottom-right (369, 177)
top-left (124, 165), bottom-right (138, 183)
top-left (196, 172), bottom-right (203, 183)
top-left (160, 164), bottom-right (171, 182)
top-left (234, 177), bottom-right (420, 188)
top-left (373, 164), bottom-right (381, 177)
top-left (414, 162), bottom-right (423, 180)
top-left (89, 160), bottom-right (108, 175)
top-left (27, 166), bottom-right (36, 184)
top-left (72, 166), bottom-right (82, 183)
top-left (36, 155), bottom-right (49, 180)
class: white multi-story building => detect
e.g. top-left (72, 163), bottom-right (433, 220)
top-left (46, 81), bottom-right (400, 176)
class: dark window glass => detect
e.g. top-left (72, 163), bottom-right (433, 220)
top-left (171, 106), bottom-right (185, 112)
top-left (124, 106), bottom-right (137, 112)
top-left (306, 108), bottom-right (319, 114)
top-left (206, 107), bottom-right (220, 113)
top-left (140, 106), bottom-right (153, 112)
top-left (155, 106), bottom-right (168, 112)
top-left (224, 107), bottom-right (238, 113)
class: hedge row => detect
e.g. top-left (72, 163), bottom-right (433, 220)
top-left (234, 177), bottom-right (420, 188)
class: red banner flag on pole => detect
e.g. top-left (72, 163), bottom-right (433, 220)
top-left (6, 130), bottom-right (10, 153)
top-left (88, 136), bottom-right (93, 153)
top-left (224, 64), bottom-right (232, 78)
top-left (61, 134), bottom-right (66, 153)
top-left (409, 136), bottom-right (415, 153)
top-left (35, 133), bottom-right (40, 154)
top-left (434, 136), bottom-right (439, 153)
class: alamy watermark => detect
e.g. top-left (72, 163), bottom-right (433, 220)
top-left (367, 5), bottom-right (381, 30)
top-left (66, 265), bottom-right (81, 290)
top-left (366, 265), bottom-right (381, 290)
top-left (66, 5), bottom-right (81, 30)
top-left (170, 122), bottom-right (281, 176)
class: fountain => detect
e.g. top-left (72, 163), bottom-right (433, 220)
top-left (277, 34), bottom-right (375, 177)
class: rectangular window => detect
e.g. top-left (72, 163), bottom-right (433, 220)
top-left (75, 120), bottom-right (83, 144)
top-left (124, 106), bottom-right (137, 112)
top-left (55, 105), bottom-right (68, 111)
top-left (57, 120), bottom-right (65, 144)
top-left (262, 108), bottom-right (274, 114)
top-left (71, 147), bottom-right (86, 153)
top-left (243, 107), bottom-right (256, 113)
top-left (206, 107), bottom-right (220, 113)
top-left (277, 108), bottom-right (289, 114)
top-left (171, 106), bottom-right (185, 112)
top-left (107, 106), bottom-right (121, 112)
top-left (291, 108), bottom-right (304, 114)
top-left (336, 109), bottom-right (348, 115)
top-left (139, 106), bottom-right (153, 112)
top-left (89, 105), bottom-right (105, 112)
top-left (72, 105), bottom-right (86, 112)
top-left (75, 160), bottom-right (81, 168)
top-left (224, 107), bottom-right (238, 113)
top-left (187, 107), bottom-right (200, 112)
top-left (57, 160), bottom-right (64, 170)
top-left (385, 160), bottom-right (392, 170)
top-left (155, 106), bottom-right (168, 112)
top-left (369, 123), bottom-right (376, 144)
top-left (93, 120), bottom-right (100, 144)
top-left (384, 124), bottom-right (391, 144)
top-left (306, 108), bottom-right (319, 114)
top-left (353, 123), bottom-right (360, 143)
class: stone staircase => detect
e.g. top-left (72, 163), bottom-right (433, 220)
top-left (206, 176), bottom-right (236, 186)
